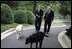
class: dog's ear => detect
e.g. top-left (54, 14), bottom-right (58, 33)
top-left (45, 35), bottom-right (49, 37)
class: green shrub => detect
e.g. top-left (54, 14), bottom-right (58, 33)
top-left (26, 11), bottom-right (35, 24)
top-left (66, 26), bottom-right (71, 37)
top-left (17, 6), bottom-right (27, 11)
top-left (1, 4), bottom-right (14, 24)
top-left (14, 10), bottom-right (28, 24)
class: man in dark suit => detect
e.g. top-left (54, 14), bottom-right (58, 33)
top-left (44, 6), bottom-right (54, 34)
top-left (35, 5), bottom-right (43, 32)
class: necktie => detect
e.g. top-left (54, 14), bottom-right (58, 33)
top-left (38, 10), bottom-right (40, 13)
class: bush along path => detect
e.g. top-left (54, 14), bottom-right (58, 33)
top-left (1, 4), bottom-right (14, 24)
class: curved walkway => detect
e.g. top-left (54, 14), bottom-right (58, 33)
top-left (1, 23), bottom-right (71, 48)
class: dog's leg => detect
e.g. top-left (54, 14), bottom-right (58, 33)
top-left (17, 33), bottom-right (19, 39)
top-left (30, 43), bottom-right (32, 48)
top-left (19, 32), bottom-right (21, 37)
top-left (16, 31), bottom-right (18, 39)
top-left (36, 42), bottom-right (38, 48)
top-left (20, 30), bottom-right (23, 37)
top-left (16, 31), bottom-right (19, 39)
top-left (39, 40), bottom-right (42, 48)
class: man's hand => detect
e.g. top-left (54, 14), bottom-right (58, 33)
top-left (36, 14), bottom-right (38, 16)
top-left (36, 14), bottom-right (40, 18)
top-left (38, 16), bottom-right (40, 18)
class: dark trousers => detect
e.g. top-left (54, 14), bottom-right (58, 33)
top-left (44, 21), bottom-right (51, 32)
top-left (35, 20), bottom-right (41, 31)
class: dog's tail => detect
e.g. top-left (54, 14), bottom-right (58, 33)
top-left (39, 32), bottom-right (49, 37)
top-left (44, 34), bottom-right (49, 37)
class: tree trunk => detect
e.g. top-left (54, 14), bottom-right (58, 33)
top-left (33, 1), bottom-right (37, 13)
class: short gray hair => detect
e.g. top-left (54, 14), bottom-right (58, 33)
top-left (47, 6), bottom-right (51, 10)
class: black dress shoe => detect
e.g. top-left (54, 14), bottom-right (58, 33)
top-left (47, 31), bottom-right (49, 34)
top-left (44, 32), bottom-right (46, 34)
top-left (35, 30), bottom-right (39, 32)
top-left (47, 32), bottom-right (49, 34)
top-left (35, 30), bottom-right (37, 32)
top-left (45, 32), bottom-right (47, 34)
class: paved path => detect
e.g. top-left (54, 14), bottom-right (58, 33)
top-left (53, 20), bottom-right (71, 23)
top-left (1, 23), bottom-right (71, 48)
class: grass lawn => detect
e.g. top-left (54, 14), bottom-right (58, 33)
top-left (2, 18), bottom-right (70, 33)
top-left (52, 22), bottom-right (63, 26)
top-left (1, 22), bottom-right (63, 33)
top-left (1, 23), bottom-right (32, 33)
top-left (54, 19), bottom-right (71, 21)
top-left (41, 19), bottom-right (63, 26)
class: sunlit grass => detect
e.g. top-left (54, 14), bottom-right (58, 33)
top-left (1, 23), bottom-right (32, 32)
top-left (2, 19), bottom-right (69, 32)
top-left (54, 19), bottom-right (71, 21)
top-left (41, 19), bottom-right (63, 26)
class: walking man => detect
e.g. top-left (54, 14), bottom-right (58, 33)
top-left (35, 5), bottom-right (43, 32)
top-left (44, 6), bottom-right (54, 34)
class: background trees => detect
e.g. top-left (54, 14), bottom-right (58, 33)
top-left (1, 1), bottom-right (71, 24)
top-left (1, 1), bottom-right (71, 33)
top-left (58, 1), bottom-right (71, 19)
top-left (1, 1), bottom-right (20, 8)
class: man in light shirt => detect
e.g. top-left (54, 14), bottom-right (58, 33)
top-left (44, 6), bottom-right (54, 34)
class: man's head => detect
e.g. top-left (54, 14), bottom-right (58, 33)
top-left (47, 6), bottom-right (51, 11)
top-left (38, 5), bottom-right (41, 10)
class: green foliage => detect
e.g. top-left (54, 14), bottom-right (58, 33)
top-left (1, 1), bottom-right (71, 24)
top-left (17, 6), bottom-right (27, 11)
top-left (59, 1), bottom-right (71, 16)
top-left (1, 4), bottom-right (14, 24)
top-left (18, 1), bottom-right (34, 12)
top-left (14, 10), bottom-right (28, 24)
top-left (26, 11), bottom-right (35, 24)
top-left (1, 1), bottom-right (20, 8)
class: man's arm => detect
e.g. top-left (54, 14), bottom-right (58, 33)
top-left (51, 11), bottom-right (54, 21)
top-left (39, 10), bottom-right (43, 19)
top-left (44, 12), bottom-right (47, 20)
top-left (40, 10), bottom-right (43, 16)
top-left (34, 10), bottom-right (40, 18)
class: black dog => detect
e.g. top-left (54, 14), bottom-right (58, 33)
top-left (25, 31), bottom-right (49, 48)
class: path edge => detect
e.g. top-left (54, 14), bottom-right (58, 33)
top-left (58, 31), bottom-right (71, 48)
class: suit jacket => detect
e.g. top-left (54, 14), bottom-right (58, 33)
top-left (44, 10), bottom-right (54, 22)
top-left (35, 9), bottom-right (43, 21)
